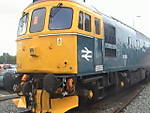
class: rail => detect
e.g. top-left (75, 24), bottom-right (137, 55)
top-left (0, 94), bottom-right (19, 101)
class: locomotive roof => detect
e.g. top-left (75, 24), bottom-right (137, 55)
top-left (29, 0), bottom-right (149, 39)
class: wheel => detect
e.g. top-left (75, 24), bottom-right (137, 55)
top-left (114, 72), bottom-right (121, 92)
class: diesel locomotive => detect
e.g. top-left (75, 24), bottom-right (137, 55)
top-left (13, 0), bottom-right (150, 112)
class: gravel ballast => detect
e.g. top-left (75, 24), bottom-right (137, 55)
top-left (122, 82), bottom-right (150, 113)
top-left (0, 100), bottom-right (20, 113)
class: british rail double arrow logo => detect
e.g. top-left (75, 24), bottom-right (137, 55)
top-left (81, 47), bottom-right (92, 61)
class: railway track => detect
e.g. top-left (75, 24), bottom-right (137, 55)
top-left (0, 94), bottom-right (19, 101)
top-left (111, 86), bottom-right (144, 113)
top-left (0, 82), bottom-right (146, 113)
top-left (71, 82), bottom-right (146, 113)
top-left (0, 90), bottom-right (19, 101)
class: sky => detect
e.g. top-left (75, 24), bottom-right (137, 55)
top-left (0, 0), bottom-right (150, 55)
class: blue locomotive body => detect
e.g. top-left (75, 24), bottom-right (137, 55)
top-left (103, 16), bottom-right (150, 72)
top-left (77, 15), bottom-right (150, 76)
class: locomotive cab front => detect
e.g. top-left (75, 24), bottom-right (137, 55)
top-left (15, 0), bottom-right (104, 113)
top-left (17, 1), bottom-right (79, 74)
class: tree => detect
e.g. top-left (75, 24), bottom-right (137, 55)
top-left (0, 53), bottom-right (16, 64)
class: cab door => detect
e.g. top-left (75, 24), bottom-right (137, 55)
top-left (94, 18), bottom-right (104, 72)
top-left (94, 37), bottom-right (103, 72)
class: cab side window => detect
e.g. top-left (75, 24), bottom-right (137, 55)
top-left (78, 11), bottom-right (84, 30)
top-left (85, 13), bottom-right (91, 32)
top-left (95, 18), bottom-right (100, 35)
top-left (78, 11), bottom-right (91, 32)
top-left (17, 13), bottom-right (29, 36)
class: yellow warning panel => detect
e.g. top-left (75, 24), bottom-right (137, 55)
top-left (13, 90), bottom-right (78, 113)
top-left (50, 96), bottom-right (78, 113)
top-left (12, 96), bottom-right (27, 108)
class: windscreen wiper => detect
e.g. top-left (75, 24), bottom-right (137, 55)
top-left (50, 3), bottom-right (63, 18)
